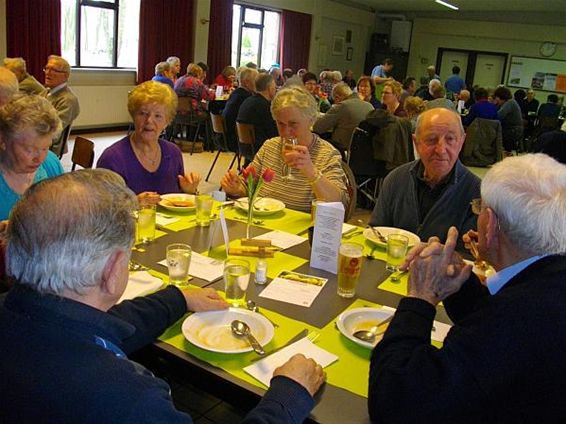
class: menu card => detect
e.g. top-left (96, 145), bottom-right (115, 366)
top-left (244, 337), bottom-right (338, 387)
top-left (310, 202), bottom-right (344, 274)
top-left (254, 230), bottom-right (306, 250)
top-left (259, 270), bottom-right (328, 307)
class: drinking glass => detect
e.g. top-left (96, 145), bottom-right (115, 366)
top-left (223, 258), bottom-right (250, 307)
top-left (136, 202), bottom-right (156, 244)
top-left (386, 234), bottom-right (409, 272)
top-left (337, 242), bottom-right (364, 298)
top-left (281, 137), bottom-right (297, 180)
top-left (195, 194), bottom-right (214, 227)
top-left (166, 243), bottom-right (192, 287)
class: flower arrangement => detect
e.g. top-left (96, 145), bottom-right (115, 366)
top-left (242, 165), bottom-right (275, 239)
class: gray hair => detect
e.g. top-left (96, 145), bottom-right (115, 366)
top-left (238, 67), bottom-right (258, 85)
top-left (167, 56), bottom-right (180, 66)
top-left (47, 55), bottom-right (71, 74)
top-left (271, 86), bottom-right (318, 123)
top-left (482, 154), bottom-right (566, 255)
top-left (154, 61), bottom-right (170, 76)
top-left (0, 94), bottom-right (62, 143)
top-left (7, 169), bottom-right (138, 296)
top-left (332, 82), bottom-right (352, 99)
top-left (256, 73), bottom-right (274, 92)
top-left (3, 57), bottom-right (27, 75)
top-left (0, 66), bottom-right (18, 104)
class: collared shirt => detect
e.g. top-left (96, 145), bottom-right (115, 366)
top-left (486, 255), bottom-right (546, 295)
top-left (415, 161), bottom-right (456, 222)
top-left (47, 82), bottom-right (68, 96)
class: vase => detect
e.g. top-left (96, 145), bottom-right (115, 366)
top-left (246, 196), bottom-right (255, 239)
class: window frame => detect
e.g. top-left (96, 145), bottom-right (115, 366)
top-left (233, 3), bottom-right (280, 69)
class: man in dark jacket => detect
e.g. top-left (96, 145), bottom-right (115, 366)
top-left (369, 153), bottom-right (566, 423)
top-left (223, 67), bottom-right (258, 151)
top-left (0, 169), bottom-right (325, 424)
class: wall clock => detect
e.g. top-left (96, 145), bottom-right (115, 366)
top-left (540, 41), bottom-right (557, 57)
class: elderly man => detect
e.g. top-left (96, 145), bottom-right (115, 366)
top-left (313, 82), bottom-right (373, 158)
top-left (223, 67), bottom-right (259, 152)
top-left (0, 66), bottom-right (18, 106)
top-left (493, 86), bottom-right (523, 154)
top-left (368, 153), bottom-right (566, 422)
top-left (151, 61), bottom-right (174, 88)
top-left (42, 55), bottom-right (80, 155)
top-left (425, 65), bottom-right (440, 83)
top-left (3, 57), bottom-right (44, 94)
top-left (369, 108), bottom-right (480, 250)
top-left (0, 169), bottom-right (325, 423)
top-left (237, 73), bottom-right (278, 153)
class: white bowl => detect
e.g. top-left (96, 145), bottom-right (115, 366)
top-left (336, 307), bottom-right (394, 349)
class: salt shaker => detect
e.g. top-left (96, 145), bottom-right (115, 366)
top-left (255, 259), bottom-right (267, 285)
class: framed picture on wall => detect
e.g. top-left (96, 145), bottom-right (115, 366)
top-left (346, 47), bottom-right (353, 61)
top-left (332, 36), bottom-right (345, 56)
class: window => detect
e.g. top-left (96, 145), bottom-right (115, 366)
top-left (61, 0), bottom-right (140, 68)
top-left (231, 4), bottom-right (280, 70)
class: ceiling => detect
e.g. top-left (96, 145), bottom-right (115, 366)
top-left (335, 0), bottom-right (566, 26)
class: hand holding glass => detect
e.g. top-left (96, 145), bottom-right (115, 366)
top-left (281, 137), bottom-right (297, 180)
top-left (386, 234), bottom-right (409, 272)
top-left (167, 243), bottom-right (192, 286)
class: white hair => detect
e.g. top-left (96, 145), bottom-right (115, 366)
top-left (7, 169), bottom-right (138, 296)
top-left (482, 154), bottom-right (566, 255)
top-left (0, 67), bottom-right (18, 104)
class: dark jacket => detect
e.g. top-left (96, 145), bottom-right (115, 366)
top-left (460, 118), bottom-right (503, 167)
top-left (237, 93), bottom-right (278, 149)
top-left (223, 87), bottom-right (252, 151)
top-left (369, 255), bottom-right (566, 423)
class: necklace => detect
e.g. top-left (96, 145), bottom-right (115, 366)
top-left (130, 134), bottom-right (161, 166)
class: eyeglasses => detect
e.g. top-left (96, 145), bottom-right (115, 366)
top-left (43, 67), bottom-right (66, 74)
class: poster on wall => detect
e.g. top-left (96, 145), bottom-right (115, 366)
top-left (507, 56), bottom-right (566, 93)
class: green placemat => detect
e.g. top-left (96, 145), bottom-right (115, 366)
top-left (224, 207), bottom-right (312, 235)
top-left (158, 310), bottom-right (318, 390)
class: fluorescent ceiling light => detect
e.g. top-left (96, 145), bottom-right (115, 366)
top-left (435, 0), bottom-right (459, 10)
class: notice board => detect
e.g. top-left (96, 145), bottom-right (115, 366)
top-left (507, 56), bottom-right (566, 93)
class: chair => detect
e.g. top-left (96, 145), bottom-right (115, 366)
top-left (71, 136), bottom-right (95, 170)
top-left (51, 124), bottom-right (72, 159)
top-left (460, 118), bottom-right (503, 167)
top-left (170, 97), bottom-right (208, 154)
top-left (348, 126), bottom-right (388, 208)
top-left (340, 161), bottom-right (357, 222)
top-left (206, 113), bottom-right (239, 181)
top-left (236, 122), bottom-right (256, 168)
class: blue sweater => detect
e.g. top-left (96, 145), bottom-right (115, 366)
top-left (369, 159), bottom-right (480, 250)
top-left (0, 285), bottom-right (313, 423)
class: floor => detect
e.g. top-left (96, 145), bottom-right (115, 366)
top-left (62, 131), bottom-right (373, 422)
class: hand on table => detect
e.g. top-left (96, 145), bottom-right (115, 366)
top-left (284, 145), bottom-right (317, 180)
top-left (407, 227), bottom-right (472, 306)
top-left (220, 170), bottom-right (245, 197)
top-left (181, 287), bottom-right (229, 312)
top-left (179, 172), bottom-right (202, 194)
top-left (273, 353), bottom-right (325, 397)
top-left (137, 192), bottom-right (161, 206)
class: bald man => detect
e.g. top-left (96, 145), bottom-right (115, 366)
top-left (369, 108), bottom-right (480, 250)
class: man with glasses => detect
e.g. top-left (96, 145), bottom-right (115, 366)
top-left (368, 153), bottom-right (566, 422)
top-left (42, 55), bottom-right (80, 155)
top-left (369, 108), bottom-right (480, 251)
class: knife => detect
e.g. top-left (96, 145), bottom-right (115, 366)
top-left (250, 329), bottom-right (309, 362)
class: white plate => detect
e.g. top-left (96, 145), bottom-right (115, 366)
top-left (182, 308), bottom-right (274, 353)
top-left (363, 226), bottom-right (421, 248)
top-left (159, 193), bottom-right (196, 211)
top-left (235, 197), bottom-right (285, 216)
top-left (336, 307), bottom-right (395, 349)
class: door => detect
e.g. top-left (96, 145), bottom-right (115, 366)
top-left (473, 54), bottom-right (506, 88)
top-left (439, 51), bottom-right (469, 82)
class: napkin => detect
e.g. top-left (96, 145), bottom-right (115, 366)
top-left (254, 230), bottom-right (306, 250)
top-left (156, 214), bottom-right (180, 227)
top-left (244, 337), bottom-right (338, 387)
top-left (119, 271), bottom-right (164, 303)
top-left (342, 223), bottom-right (357, 234)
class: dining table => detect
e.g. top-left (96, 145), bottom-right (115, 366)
top-left (129, 201), bottom-right (452, 424)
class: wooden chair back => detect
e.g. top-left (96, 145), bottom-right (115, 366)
top-left (236, 122), bottom-right (256, 146)
top-left (210, 113), bottom-right (226, 135)
top-left (341, 160), bottom-right (358, 222)
top-left (71, 136), bottom-right (95, 170)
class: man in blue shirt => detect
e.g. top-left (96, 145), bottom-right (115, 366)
top-left (368, 153), bottom-right (566, 422)
top-left (444, 66), bottom-right (466, 100)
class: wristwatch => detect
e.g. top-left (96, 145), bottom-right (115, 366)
top-left (308, 170), bottom-right (323, 185)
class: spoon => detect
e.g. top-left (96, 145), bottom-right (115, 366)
top-left (246, 300), bottom-right (279, 328)
top-left (353, 315), bottom-right (394, 343)
top-left (230, 320), bottom-right (265, 355)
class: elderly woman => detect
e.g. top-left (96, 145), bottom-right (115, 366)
top-left (166, 56), bottom-right (181, 84)
top-left (174, 63), bottom-right (214, 114)
top-left (0, 94), bottom-right (63, 220)
top-left (302, 72), bottom-right (331, 113)
top-left (357, 76), bottom-right (381, 109)
top-left (214, 66), bottom-right (237, 92)
top-left (221, 86), bottom-right (348, 212)
top-left (381, 80), bottom-right (407, 117)
top-left (97, 81), bottom-right (200, 203)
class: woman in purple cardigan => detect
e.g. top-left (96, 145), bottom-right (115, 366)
top-left (97, 81), bottom-right (200, 204)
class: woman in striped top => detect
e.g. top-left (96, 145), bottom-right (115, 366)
top-left (221, 87), bottom-right (348, 212)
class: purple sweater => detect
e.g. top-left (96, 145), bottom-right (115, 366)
top-left (97, 136), bottom-right (184, 194)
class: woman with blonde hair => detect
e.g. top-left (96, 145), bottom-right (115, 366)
top-left (0, 94), bottom-right (63, 220)
top-left (97, 81), bottom-right (200, 203)
top-left (221, 87), bottom-right (347, 212)
top-left (214, 66), bottom-right (237, 92)
top-left (174, 63), bottom-right (214, 113)
top-left (382, 80), bottom-right (406, 117)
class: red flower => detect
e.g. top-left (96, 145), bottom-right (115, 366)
top-left (262, 168), bottom-right (275, 183)
top-left (242, 165), bottom-right (257, 180)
